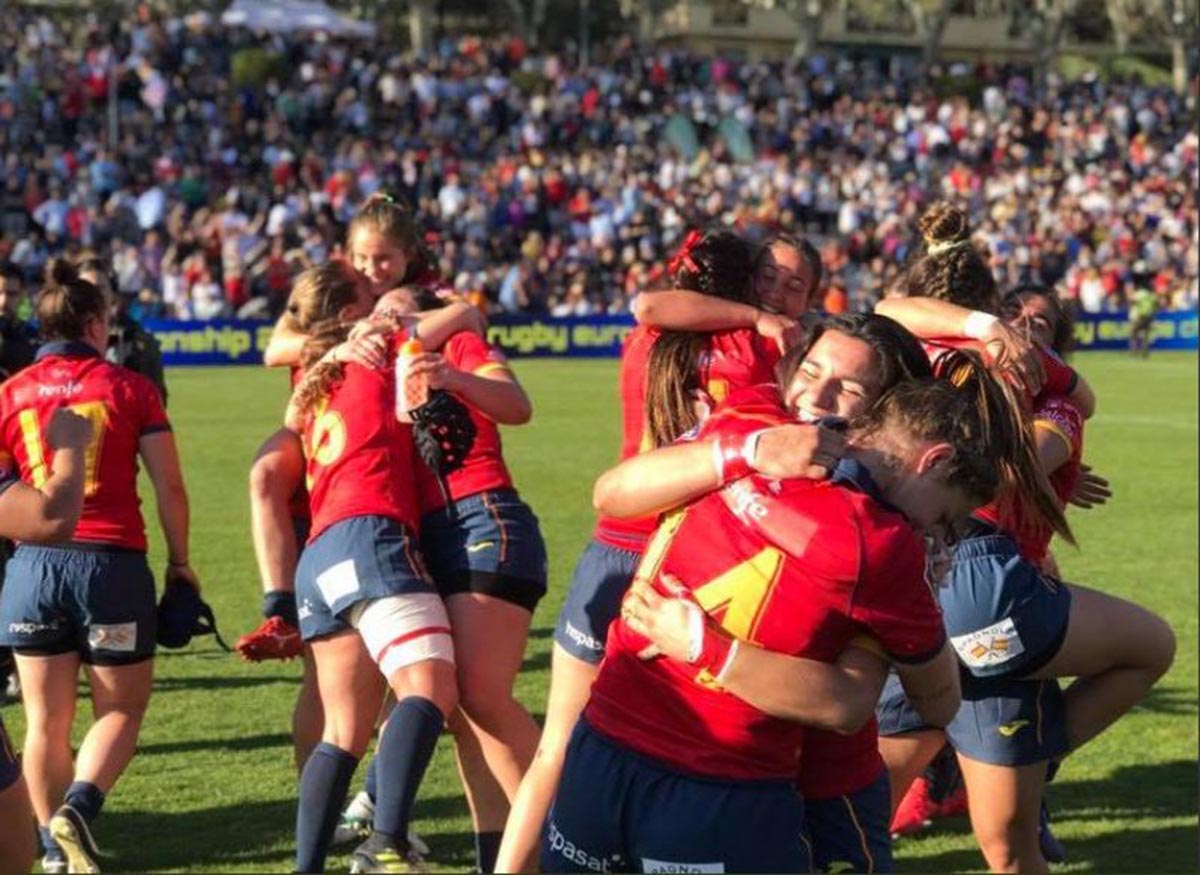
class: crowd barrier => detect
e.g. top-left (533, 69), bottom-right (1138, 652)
top-left (144, 310), bottom-right (1198, 366)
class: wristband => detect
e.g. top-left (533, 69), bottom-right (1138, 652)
top-left (698, 624), bottom-right (734, 677)
top-left (963, 311), bottom-right (999, 339)
top-left (684, 601), bottom-right (706, 664)
top-left (714, 639), bottom-right (740, 685)
top-left (711, 430), bottom-right (765, 485)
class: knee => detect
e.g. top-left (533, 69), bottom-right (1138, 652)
top-left (974, 817), bottom-right (1040, 873)
top-left (248, 453), bottom-right (287, 501)
top-left (1146, 615), bottom-right (1176, 679)
top-left (457, 671), bottom-right (517, 733)
top-left (25, 708), bottom-right (73, 743)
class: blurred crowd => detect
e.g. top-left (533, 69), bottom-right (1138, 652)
top-left (0, 5), bottom-right (1196, 322)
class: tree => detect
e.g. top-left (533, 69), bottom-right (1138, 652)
top-left (902, 0), bottom-right (955, 64)
top-left (1009, 0), bottom-right (1085, 91)
top-left (494, 0), bottom-right (552, 46)
top-left (618, 0), bottom-right (676, 39)
top-left (752, 0), bottom-right (830, 58)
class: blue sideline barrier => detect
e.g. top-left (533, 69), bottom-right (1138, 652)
top-left (144, 310), bottom-right (1197, 366)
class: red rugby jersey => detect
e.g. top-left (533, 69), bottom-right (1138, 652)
top-left (975, 394), bottom-right (1084, 566)
top-left (921, 338), bottom-right (1077, 406)
top-left (302, 352), bottom-right (420, 543)
top-left (593, 327), bottom-right (782, 552)
top-left (416, 331), bottom-right (514, 511)
top-left (585, 396), bottom-right (945, 781)
top-left (0, 342), bottom-right (171, 551)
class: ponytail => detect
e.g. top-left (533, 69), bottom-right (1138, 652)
top-left (291, 318), bottom-right (356, 415)
top-left (38, 258), bottom-right (107, 341)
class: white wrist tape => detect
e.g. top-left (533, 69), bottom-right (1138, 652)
top-left (685, 601), bottom-right (706, 665)
top-left (963, 311), bottom-right (999, 339)
top-left (714, 638), bottom-right (740, 685)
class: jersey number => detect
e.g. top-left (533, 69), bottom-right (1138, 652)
top-left (306, 408), bottom-right (347, 489)
top-left (635, 509), bottom-right (783, 687)
top-left (18, 402), bottom-right (108, 496)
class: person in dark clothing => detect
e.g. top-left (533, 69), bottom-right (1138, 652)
top-left (75, 257), bottom-right (169, 406)
top-left (0, 262), bottom-right (37, 380)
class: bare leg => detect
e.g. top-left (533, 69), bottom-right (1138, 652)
top-left (958, 755), bottom-right (1048, 874)
top-left (0, 775), bottom-right (36, 873)
top-left (14, 653), bottom-right (79, 825)
top-left (1026, 583), bottom-right (1175, 751)
top-left (293, 648), bottom-right (323, 773)
top-left (495, 645), bottom-right (598, 874)
top-left (248, 429), bottom-right (305, 597)
top-left (76, 659), bottom-right (154, 793)
top-left (878, 729), bottom-right (946, 814)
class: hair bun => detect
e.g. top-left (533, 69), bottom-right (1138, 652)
top-left (917, 202), bottom-right (970, 246)
top-left (46, 257), bottom-right (80, 288)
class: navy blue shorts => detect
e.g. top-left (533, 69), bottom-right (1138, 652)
top-left (876, 672), bottom-right (929, 738)
top-left (542, 719), bottom-right (812, 873)
top-left (805, 772), bottom-right (893, 874)
top-left (0, 714), bottom-right (18, 792)
top-left (295, 515), bottom-right (434, 642)
top-left (420, 489), bottom-right (547, 612)
top-left (938, 532), bottom-right (1072, 680)
top-left (553, 539), bottom-right (642, 664)
top-left (876, 670), bottom-right (1068, 767)
top-left (948, 674), bottom-right (1069, 767)
top-left (0, 545), bottom-right (156, 665)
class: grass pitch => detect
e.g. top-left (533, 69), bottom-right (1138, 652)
top-left (2, 352), bottom-right (1196, 873)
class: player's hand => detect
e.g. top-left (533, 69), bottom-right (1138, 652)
top-left (981, 322), bottom-right (1044, 397)
top-left (753, 311), bottom-right (801, 354)
top-left (45, 408), bottom-right (94, 451)
top-left (1069, 463), bottom-right (1113, 509)
top-left (625, 574), bottom-right (702, 664)
top-left (751, 423), bottom-right (844, 480)
top-left (405, 352), bottom-right (458, 391)
top-left (337, 332), bottom-right (389, 369)
top-left (165, 561), bottom-right (200, 590)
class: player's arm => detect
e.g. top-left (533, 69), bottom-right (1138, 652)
top-left (139, 430), bottom-right (197, 585)
top-left (893, 644), bottom-right (961, 728)
top-left (634, 289), bottom-right (797, 351)
top-left (412, 355), bottom-right (532, 425)
top-left (593, 423), bottom-right (844, 518)
top-left (853, 525), bottom-right (961, 726)
top-left (1067, 373), bottom-right (1096, 419)
top-left (0, 410), bottom-right (92, 542)
top-left (622, 576), bottom-right (886, 733)
top-left (263, 315), bottom-right (307, 368)
top-left (875, 296), bottom-right (1044, 393)
top-left (410, 302), bottom-right (487, 349)
top-left (1033, 419), bottom-right (1073, 476)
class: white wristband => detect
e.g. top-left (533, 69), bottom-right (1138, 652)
top-left (684, 601), bottom-right (706, 665)
top-left (742, 429), bottom-right (765, 472)
top-left (711, 437), bottom-right (726, 483)
top-left (963, 311), bottom-right (999, 339)
top-left (714, 638), bottom-right (740, 685)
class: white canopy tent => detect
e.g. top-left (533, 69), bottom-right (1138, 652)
top-left (221, 0), bottom-right (377, 40)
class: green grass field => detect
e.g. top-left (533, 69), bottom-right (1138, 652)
top-left (2, 352), bottom-right (1197, 873)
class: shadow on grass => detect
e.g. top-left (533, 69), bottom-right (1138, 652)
top-left (139, 731), bottom-right (292, 757)
top-left (101, 798), bottom-right (295, 871)
top-left (152, 673), bottom-right (299, 693)
top-left (1133, 684), bottom-right (1198, 717)
top-left (908, 823), bottom-right (1199, 874)
top-left (521, 649), bottom-right (551, 672)
top-left (899, 760), bottom-right (1199, 873)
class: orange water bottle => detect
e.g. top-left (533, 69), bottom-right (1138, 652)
top-left (395, 337), bottom-right (428, 422)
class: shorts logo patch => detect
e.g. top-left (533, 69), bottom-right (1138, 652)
top-left (951, 617), bottom-right (1025, 669)
top-left (316, 559), bottom-right (361, 606)
top-left (7, 620), bottom-right (60, 635)
top-left (998, 719), bottom-right (1031, 737)
top-left (88, 622), bottom-right (137, 652)
top-left (640, 859), bottom-right (725, 873)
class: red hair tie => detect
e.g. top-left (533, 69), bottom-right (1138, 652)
top-left (667, 229), bottom-right (703, 278)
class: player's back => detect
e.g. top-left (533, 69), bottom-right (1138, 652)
top-left (587, 467), bottom-right (932, 781)
top-left (303, 359), bottom-right (419, 542)
top-left (0, 342), bottom-right (169, 550)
